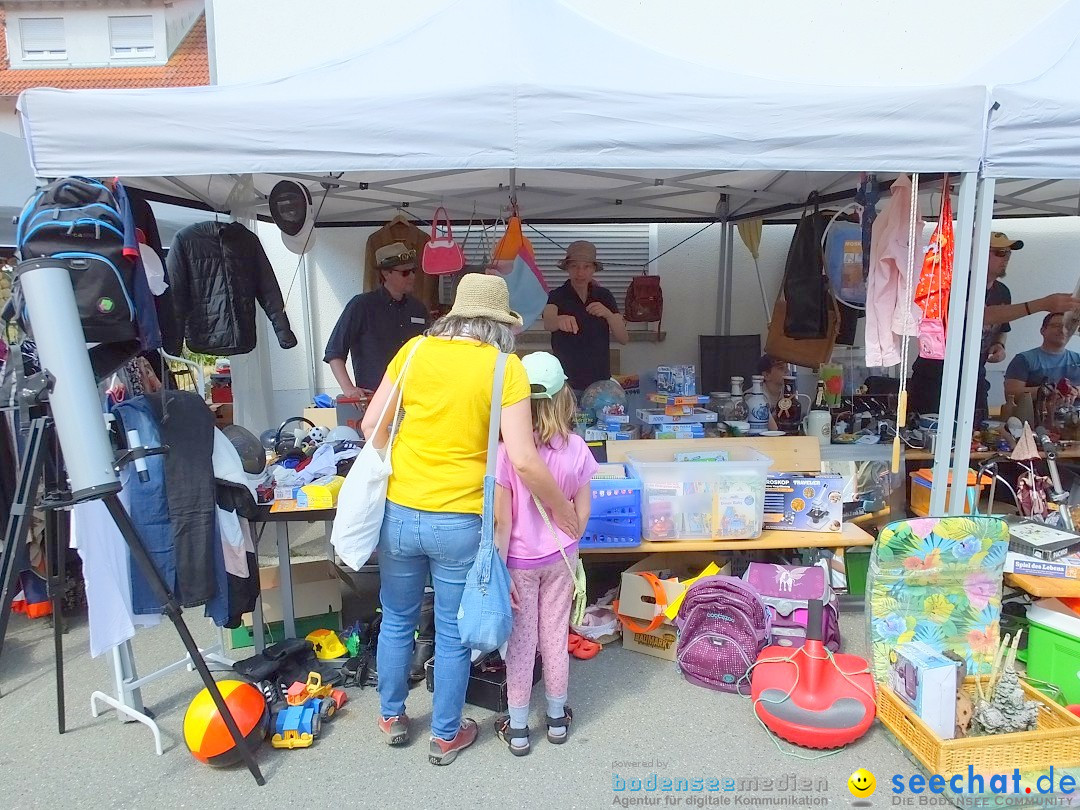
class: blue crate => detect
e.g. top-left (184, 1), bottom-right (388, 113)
top-left (581, 514), bottom-right (642, 548)
top-left (590, 468), bottom-right (642, 517)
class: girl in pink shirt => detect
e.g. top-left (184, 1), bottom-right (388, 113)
top-left (493, 351), bottom-right (597, 756)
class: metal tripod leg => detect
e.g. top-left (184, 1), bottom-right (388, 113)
top-left (42, 503), bottom-right (69, 733)
top-left (102, 494), bottom-right (265, 786)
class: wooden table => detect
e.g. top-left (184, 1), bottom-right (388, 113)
top-left (905, 447), bottom-right (1080, 463)
top-left (580, 522), bottom-right (873, 554)
top-left (1005, 572), bottom-right (1080, 598)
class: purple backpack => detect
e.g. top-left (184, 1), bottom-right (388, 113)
top-left (742, 563), bottom-right (841, 652)
top-left (674, 575), bottom-right (770, 694)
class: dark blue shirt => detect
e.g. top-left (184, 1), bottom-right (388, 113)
top-left (547, 280), bottom-right (619, 391)
top-left (324, 287), bottom-right (428, 390)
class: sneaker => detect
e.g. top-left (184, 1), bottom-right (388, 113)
top-left (379, 714), bottom-right (410, 746)
top-left (428, 718), bottom-right (479, 765)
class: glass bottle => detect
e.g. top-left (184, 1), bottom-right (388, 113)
top-left (812, 380), bottom-right (828, 411)
top-left (775, 375), bottom-right (803, 435)
top-left (712, 392), bottom-right (734, 421)
top-left (729, 377), bottom-right (749, 421)
top-left (746, 375), bottom-right (771, 433)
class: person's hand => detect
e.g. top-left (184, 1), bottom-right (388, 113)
top-left (987, 343), bottom-right (1006, 363)
top-left (556, 314), bottom-right (580, 334)
top-left (510, 579), bottom-right (520, 611)
top-left (342, 384), bottom-right (372, 401)
top-left (586, 301), bottom-right (614, 320)
top-left (552, 499), bottom-right (579, 539)
top-left (1038, 293), bottom-right (1080, 314)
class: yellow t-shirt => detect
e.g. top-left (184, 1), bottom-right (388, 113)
top-left (384, 336), bottom-right (530, 515)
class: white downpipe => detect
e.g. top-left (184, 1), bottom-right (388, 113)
top-left (715, 218), bottom-right (729, 335)
top-left (948, 177), bottom-right (996, 514)
top-left (300, 253), bottom-right (317, 401)
top-left (929, 172), bottom-right (978, 515)
top-left (723, 221), bottom-right (735, 334)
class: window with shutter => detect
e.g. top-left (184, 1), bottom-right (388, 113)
top-left (109, 15), bottom-right (155, 59)
top-left (20, 18), bottom-right (66, 61)
top-left (440, 223), bottom-right (654, 329)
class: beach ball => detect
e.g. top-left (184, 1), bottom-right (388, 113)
top-left (183, 680), bottom-right (268, 767)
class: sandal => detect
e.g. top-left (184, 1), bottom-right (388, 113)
top-left (546, 706), bottom-right (573, 744)
top-left (494, 715), bottom-right (531, 756)
top-left (568, 633), bottom-right (601, 660)
top-left (567, 633), bottom-right (581, 654)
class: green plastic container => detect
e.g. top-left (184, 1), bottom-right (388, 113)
top-left (227, 610), bottom-right (341, 651)
top-left (1026, 615), bottom-right (1080, 705)
top-left (845, 547), bottom-right (871, 597)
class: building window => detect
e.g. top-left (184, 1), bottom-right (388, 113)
top-left (109, 15), bottom-right (155, 59)
top-left (20, 17), bottom-right (67, 61)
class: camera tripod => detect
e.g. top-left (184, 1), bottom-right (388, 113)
top-left (0, 369), bottom-right (266, 786)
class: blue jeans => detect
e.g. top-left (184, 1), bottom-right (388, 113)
top-left (377, 500), bottom-right (481, 740)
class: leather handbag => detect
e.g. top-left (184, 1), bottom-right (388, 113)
top-left (765, 295), bottom-right (840, 370)
top-left (782, 203), bottom-right (830, 339)
top-left (421, 207), bottom-right (466, 275)
top-left (457, 353), bottom-right (515, 654)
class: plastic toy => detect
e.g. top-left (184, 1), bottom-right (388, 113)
top-left (286, 671), bottom-right (348, 718)
top-left (307, 425), bottom-right (330, 444)
top-left (306, 629), bottom-right (348, 660)
top-left (750, 600), bottom-right (876, 749)
top-left (183, 680), bottom-right (269, 766)
top-left (271, 703), bottom-right (319, 749)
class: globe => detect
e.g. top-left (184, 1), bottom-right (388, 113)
top-left (580, 379), bottom-right (628, 421)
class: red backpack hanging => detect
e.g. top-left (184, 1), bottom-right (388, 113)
top-left (625, 272), bottom-right (663, 335)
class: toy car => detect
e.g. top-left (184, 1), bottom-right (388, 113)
top-left (271, 704), bottom-right (319, 749)
top-left (286, 672), bottom-right (347, 718)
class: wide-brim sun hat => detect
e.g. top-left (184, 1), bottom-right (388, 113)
top-left (448, 273), bottom-right (523, 326)
top-left (557, 239), bottom-right (604, 271)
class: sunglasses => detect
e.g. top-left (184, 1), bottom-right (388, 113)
top-left (391, 268), bottom-right (416, 276)
top-left (990, 248), bottom-right (1011, 258)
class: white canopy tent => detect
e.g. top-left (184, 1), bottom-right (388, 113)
top-left (16, 0), bottom-right (1000, 511)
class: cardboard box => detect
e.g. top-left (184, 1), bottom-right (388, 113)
top-left (210, 402), bottom-right (234, 428)
top-left (303, 407), bottom-right (338, 430)
top-left (889, 641), bottom-right (958, 740)
top-left (1005, 551), bottom-right (1080, 579)
top-left (763, 473), bottom-right (844, 533)
top-left (243, 559), bottom-right (342, 626)
top-left (909, 469), bottom-right (989, 517)
top-left (618, 553), bottom-right (730, 660)
top-left (297, 475), bottom-right (344, 509)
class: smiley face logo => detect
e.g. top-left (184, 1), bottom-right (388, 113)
top-left (848, 769), bottom-right (876, 798)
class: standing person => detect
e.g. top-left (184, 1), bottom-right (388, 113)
top-left (324, 242), bottom-right (429, 399)
top-left (1004, 313), bottom-right (1080, 400)
top-left (542, 240), bottom-right (630, 394)
top-left (360, 274), bottom-right (579, 766)
top-left (909, 233), bottom-right (1080, 423)
top-left (491, 352), bottom-right (597, 756)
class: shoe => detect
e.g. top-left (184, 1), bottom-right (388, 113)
top-left (546, 707), bottom-right (573, 744)
top-left (568, 632), bottom-right (601, 660)
top-left (379, 714), bottom-right (410, 745)
top-left (428, 718), bottom-right (478, 765)
top-left (494, 715), bottom-right (531, 756)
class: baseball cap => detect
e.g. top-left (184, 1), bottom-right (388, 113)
top-left (990, 232), bottom-right (1024, 251)
top-left (269, 180), bottom-right (316, 255)
top-left (521, 351), bottom-right (567, 399)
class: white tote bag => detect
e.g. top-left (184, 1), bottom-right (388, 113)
top-left (331, 338), bottom-right (424, 570)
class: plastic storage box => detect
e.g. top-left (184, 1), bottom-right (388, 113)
top-left (628, 446), bottom-right (771, 541)
top-left (581, 465), bottom-right (642, 549)
top-left (1026, 598), bottom-right (1080, 704)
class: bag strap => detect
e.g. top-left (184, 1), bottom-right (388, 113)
top-left (532, 493), bottom-right (578, 584)
top-left (372, 337), bottom-right (425, 450)
top-left (430, 206), bottom-right (453, 242)
top-left (486, 351), bottom-right (509, 474)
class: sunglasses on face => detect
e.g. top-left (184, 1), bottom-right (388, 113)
top-left (991, 249), bottom-right (1011, 258)
top-left (392, 268), bottom-right (416, 276)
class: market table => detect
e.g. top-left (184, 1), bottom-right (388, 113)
top-left (1005, 572), bottom-right (1080, 598)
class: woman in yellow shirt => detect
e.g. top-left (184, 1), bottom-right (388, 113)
top-left (361, 274), bottom-right (578, 766)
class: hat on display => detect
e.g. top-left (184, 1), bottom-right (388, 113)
top-left (269, 180), bottom-right (316, 255)
top-left (522, 352), bottom-right (567, 399)
top-left (557, 240), bottom-right (604, 271)
top-left (990, 232), bottom-right (1024, 251)
top-left (447, 273), bottom-right (523, 326)
top-left (375, 241), bottom-right (418, 270)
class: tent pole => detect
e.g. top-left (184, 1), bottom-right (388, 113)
top-left (300, 253), bottom-right (317, 401)
top-left (948, 176), bottom-right (996, 515)
top-left (714, 195), bottom-right (730, 335)
top-left (724, 221), bottom-right (735, 335)
top-left (929, 172), bottom-right (977, 515)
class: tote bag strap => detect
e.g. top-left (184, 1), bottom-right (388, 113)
top-left (371, 337), bottom-right (425, 451)
top-left (486, 351), bottom-right (509, 473)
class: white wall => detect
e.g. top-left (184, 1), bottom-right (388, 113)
top-left (164, 0), bottom-right (205, 54)
top-left (4, 5), bottom-right (169, 68)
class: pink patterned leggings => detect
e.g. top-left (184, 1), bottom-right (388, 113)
top-left (505, 555), bottom-right (575, 708)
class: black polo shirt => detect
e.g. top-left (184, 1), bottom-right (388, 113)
top-left (548, 280), bottom-right (619, 391)
top-left (323, 287), bottom-right (429, 390)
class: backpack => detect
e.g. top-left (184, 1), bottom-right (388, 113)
top-left (674, 575), bottom-right (770, 694)
top-left (624, 273), bottom-right (663, 334)
top-left (742, 563), bottom-right (841, 652)
top-left (15, 177), bottom-right (140, 360)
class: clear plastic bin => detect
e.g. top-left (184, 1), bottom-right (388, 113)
top-left (627, 446), bottom-right (771, 541)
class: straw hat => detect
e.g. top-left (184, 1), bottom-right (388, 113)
top-left (557, 240), bottom-right (604, 271)
top-left (448, 273), bottom-right (523, 326)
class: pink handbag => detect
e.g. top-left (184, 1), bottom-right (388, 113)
top-left (421, 207), bottom-right (465, 275)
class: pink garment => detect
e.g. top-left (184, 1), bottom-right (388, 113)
top-left (865, 174), bottom-right (924, 367)
top-left (495, 433), bottom-right (597, 564)
top-left (505, 556), bottom-right (576, 708)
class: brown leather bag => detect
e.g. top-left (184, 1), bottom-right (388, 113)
top-left (764, 293), bottom-right (840, 370)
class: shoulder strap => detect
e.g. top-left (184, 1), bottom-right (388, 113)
top-left (485, 352), bottom-right (508, 477)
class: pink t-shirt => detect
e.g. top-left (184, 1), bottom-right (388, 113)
top-left (495, 433), bottom-right (598, 569)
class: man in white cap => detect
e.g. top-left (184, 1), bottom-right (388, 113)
top-left (323, 242), bottom-right (429, 397)
top-left (910, 232), bottom-right (1080, 423)
top-left (542, 240), bottom-right (629, 394)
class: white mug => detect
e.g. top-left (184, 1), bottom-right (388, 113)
top-left (806, 410), bottom-right (832, 446)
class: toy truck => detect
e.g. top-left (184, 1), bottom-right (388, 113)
top-left (271, 704), bottom-right (319, 749)
top-left (286, 672), bottom-right (348, 718)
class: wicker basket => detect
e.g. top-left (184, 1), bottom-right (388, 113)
top-left (877, 676), bottom-right (1080, 775)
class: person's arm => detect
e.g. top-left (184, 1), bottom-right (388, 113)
top-left (494, 483), bottom-right (512, 563)
top-left (1003, 354), bottom-right (1033, 400)
top-left (1004, 377), bottom-right (1036, 400)
top-left (985, 293), bottom-right (1080, 326)
top-left (328, 358), bottom-right (364, 398)
top-left (324, 301), bottom-right (367, 398)
top-left (501, 399), bottom-right (579, 538)
top-left (586, 293), bottom-right (629, 344)
top-left (987, 335), bottom-right (1007, 364)
top-left (360, 370), bottom-right (395, 447)
top-left (543, 302), bottom-right (579, 335)
top-left (572, 480), bottom-right (592, 539)
top-left (606, 309), bottom-right (630, 345)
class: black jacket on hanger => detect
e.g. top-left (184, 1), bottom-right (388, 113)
top-left (166, 221), bottom-right (297, 356)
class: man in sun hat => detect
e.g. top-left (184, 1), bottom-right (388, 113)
top-left (324, 241), bottom-right (429, 397)
top-left (909, 231), bottom-right (1080, 423)
top-left (542, 240), bottom-right (629, 394)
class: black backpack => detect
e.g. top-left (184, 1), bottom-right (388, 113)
top-left (16, 177), bottom-right (139, 348)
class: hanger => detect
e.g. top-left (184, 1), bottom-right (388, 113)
top-left (388, 213), bottom-right (412, 227)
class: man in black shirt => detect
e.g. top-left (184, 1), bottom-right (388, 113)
top-left (909, 232), bottom-right (1079, 423)
top-left (543, 240), bottom-right (630, 393)
top-left (323, 241), bottom-right (429, 396)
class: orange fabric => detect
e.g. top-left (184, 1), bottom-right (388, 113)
top-left (914, 193), bottom-right (955, 322)
top-left (491, 216), bottom-right (535, 261)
